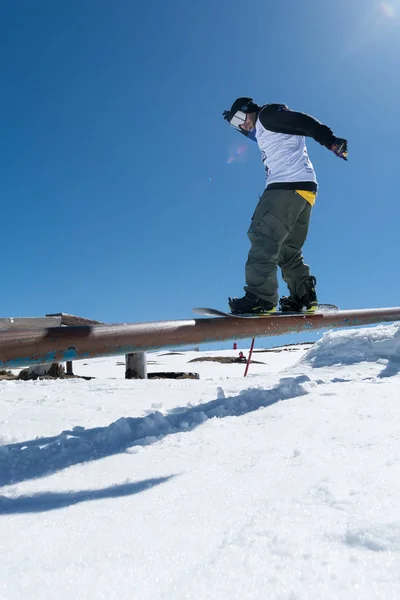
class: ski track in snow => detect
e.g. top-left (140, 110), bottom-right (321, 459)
top-left (0, 374), bottom-right (314, 488)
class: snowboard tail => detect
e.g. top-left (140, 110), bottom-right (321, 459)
top-left (193, 304), bottom-right (339, 318)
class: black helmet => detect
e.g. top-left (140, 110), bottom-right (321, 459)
top-left (222, 97), bottom-right (260, 139)
top-left (223, 97), bottom-right (259, 122)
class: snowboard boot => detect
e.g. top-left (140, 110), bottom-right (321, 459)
top-left (279, 276), bottom-right (318, 313)
top-left (228, 292), bottom-right (276, 315)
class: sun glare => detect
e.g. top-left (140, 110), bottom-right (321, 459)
top-left (227, 144), bottom-right (248, 165)
top-left (344, 1), bottom-right (399, 54)
top-left (380, 2), bottom-right (396, 17)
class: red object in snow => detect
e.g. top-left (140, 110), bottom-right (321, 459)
top-left (244, 338), bottom-right (255, 377)
top-left (233, 342), bottom-right (237, 350)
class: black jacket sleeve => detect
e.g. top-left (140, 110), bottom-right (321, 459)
top-left (258, 104), bottom-right (335, 149)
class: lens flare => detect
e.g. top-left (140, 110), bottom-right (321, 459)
top-left (226, 144), bottom-right (248, 164)
top-left (380, 2), bottom-right (396, 17)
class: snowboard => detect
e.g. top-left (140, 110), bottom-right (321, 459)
top-left (193, 304), bottom-right (339, 319)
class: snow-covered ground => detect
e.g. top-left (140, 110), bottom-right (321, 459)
top-left (1, 324), bottom-right (400, 600)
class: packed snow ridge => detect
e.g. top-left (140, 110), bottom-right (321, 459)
top-left (302, 322), bottom-right (400, 375)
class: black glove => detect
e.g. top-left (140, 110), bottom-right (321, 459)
top-left (331, 137), bottom-right (348, 161)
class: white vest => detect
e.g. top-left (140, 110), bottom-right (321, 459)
top-left (255, 118), bottom-right (317, 188)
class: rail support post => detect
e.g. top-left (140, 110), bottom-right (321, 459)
top-left (125, 352), bottom-right (147, 379)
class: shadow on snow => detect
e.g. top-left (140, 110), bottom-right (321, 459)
top-left (0, 476), bottom-right (174, 515)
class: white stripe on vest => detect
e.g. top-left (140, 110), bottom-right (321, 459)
top-left (255, 118), bottom-right (317, 188)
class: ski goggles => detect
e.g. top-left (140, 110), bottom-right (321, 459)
top-left (223, 109), bottom-right (257, 141)
top-left (227, 110), bottom-right (247, 131)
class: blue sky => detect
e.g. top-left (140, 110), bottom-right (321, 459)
top-left (1, 0), bottom-right (399, 348)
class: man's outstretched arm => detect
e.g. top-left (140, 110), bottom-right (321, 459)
top-left (259, 105), bottom-right (348, 160)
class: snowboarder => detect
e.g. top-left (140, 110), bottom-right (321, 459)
top-left (223, 98), bottom-right (347, 315)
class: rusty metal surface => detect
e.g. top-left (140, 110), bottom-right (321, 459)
top-left (0, 307), bottom-right (400, 369)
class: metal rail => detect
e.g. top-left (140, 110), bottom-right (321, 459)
top-left (0, 307), bottom-right (399, 369)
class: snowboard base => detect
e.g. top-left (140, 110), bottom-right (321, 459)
top-left (193, 304), bottom-right (339, 319)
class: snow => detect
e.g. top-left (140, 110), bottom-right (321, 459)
top-left (1, 324), bottom-right (400, 599)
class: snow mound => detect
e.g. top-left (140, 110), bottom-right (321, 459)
top-left (301, 323), bottom-right (400, 372)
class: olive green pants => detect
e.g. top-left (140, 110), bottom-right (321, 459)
top-left (244, 188), bottom-right (313, 305)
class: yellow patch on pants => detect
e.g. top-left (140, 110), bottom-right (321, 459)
top-left (295, 190), bottom-right (316, 206)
